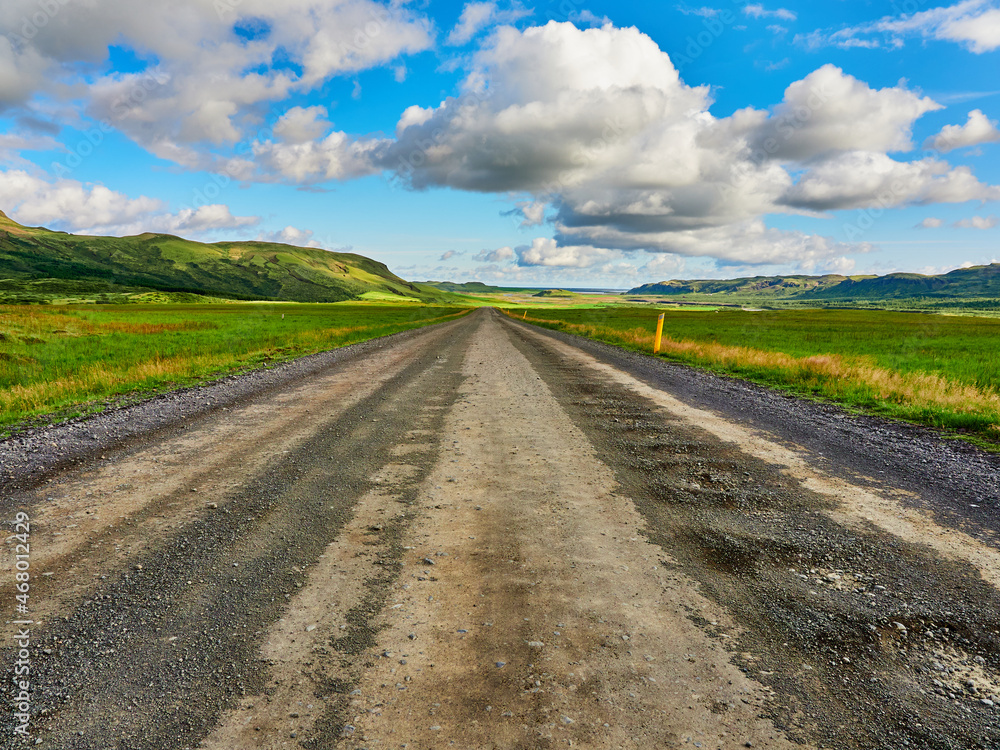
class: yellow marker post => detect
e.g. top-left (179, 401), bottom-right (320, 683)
top-left (523, 310), bottom-right (527, 319)
top-left (653, 313), bottom-right (665, 354)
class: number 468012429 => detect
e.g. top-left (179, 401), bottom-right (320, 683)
top-left (13, 511), bottom-right (30, 605)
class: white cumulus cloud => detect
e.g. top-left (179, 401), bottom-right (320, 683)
top-left (779, 152), bottom-right (1000, 211)
top-left (955, 215), bottom-right (998, 229)
top-left (0, 0), bottom-right (433, 155)
top-left (367, 24), bottom-right (990, 266)
top-left (256, 225), bottom-right (323, 247)
top-left (741, 65), bottom-right (941, 161)
top-left (924, 109), bottom-right (1000, 152)
top-left (515, 237), bottom-right (622, 268)
top-left (0, 169), bottom-right (258, 237)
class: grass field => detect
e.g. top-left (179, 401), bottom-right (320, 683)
top-left (512, 306), bottom-right (1000, 442)
top-left (0, 303), bottom-right (468, 431)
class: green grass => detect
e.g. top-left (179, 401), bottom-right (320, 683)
top-left (0, 303), bottom-right (469, 431)
top-left (515, 307), bottom-right (1000, 442)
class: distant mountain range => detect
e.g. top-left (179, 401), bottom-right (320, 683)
top-left (627, 265), bottom-right (1000, 300)
top-left (0, 211), bottom-right (452, 304)
top-left (420, 281), bottom-right (501, 293)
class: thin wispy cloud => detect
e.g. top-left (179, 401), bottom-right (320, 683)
top-left (743, 4), bottom-right (797, 21)
top-left (955, 215), bottom-right (998, 229)
top-left (446, 1), bottom-right (532, 46)
top-left (797, 0), bottom-right (1000, 53)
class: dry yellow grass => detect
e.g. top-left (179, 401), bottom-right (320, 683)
top-left (1, 306), bottom-right (471, 427)
top-left (517, 312), bottom-right (1000, 432)
top-left (0, 352), bottom-right (229, 416)
top-left (0, 322), bottom-right (386, 417)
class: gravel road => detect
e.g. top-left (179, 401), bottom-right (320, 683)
top-left (2, 307), bottom-right (999, 750)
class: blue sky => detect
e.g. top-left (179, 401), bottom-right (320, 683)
top-left (1, 0), bottom-right (998, 288)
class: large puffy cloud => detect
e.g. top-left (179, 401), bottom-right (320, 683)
top-left (924, 109), bottom-right (1000, 152)
top-left (0, 169), bottom-right (257, 236)
top-left (0, 0), bottom-right (433, 151)
top-left (382, 22), bottom-right (711, 192)
top-left (368, 22), bottom-right (993, 267)
top-left (379, 28), bottom-right (937, 198)
top-left (740, 65), bottom-right (940, 161)
top-left (780, 152), bottom-right (1000, 211)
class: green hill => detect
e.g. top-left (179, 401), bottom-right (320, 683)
top-left (628, 265), bottom-right (1000, 303)
top-left (798, 266), bottom-right (1000, 299)
top-left (0, 210), bottom-right (454, 304)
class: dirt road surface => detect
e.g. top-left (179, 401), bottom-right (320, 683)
top-left (2, 307), bottom-right (999, 749)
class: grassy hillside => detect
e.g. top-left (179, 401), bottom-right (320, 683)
top-left (628, 265), bottom-right (1000, 306)
top-left (799, 265), bottom-right (1000, 299)
top-left (629, 274), bottom-right (870, 297)
top-left (0, 211), bottom-right (454, 304)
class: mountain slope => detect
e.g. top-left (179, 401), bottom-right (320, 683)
top-left (628, 274), bottom-right (875, 297)
top-left (629, 265), bottom-right (1000, 301)
top-left (798, 266), bottom-right (1000, 299)
top-left (0, 211), bottom-right (451, 303)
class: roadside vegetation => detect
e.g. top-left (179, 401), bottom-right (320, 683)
top-left (510, 307), bottom-right (1000, 443)
top-left (0, 302), bottom-right (468, 431)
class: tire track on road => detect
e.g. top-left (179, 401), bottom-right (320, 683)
top-left (503, 312), bottom-right (1000, 749)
